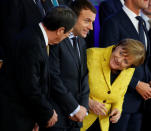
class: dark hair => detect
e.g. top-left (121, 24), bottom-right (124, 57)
top-left (70, 0), bottom-right (97, 17)
top-left (43, 6), bottom-right (77, 33)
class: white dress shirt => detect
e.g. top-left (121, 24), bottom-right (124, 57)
top-left (120, 0), bottom-right (125, 6)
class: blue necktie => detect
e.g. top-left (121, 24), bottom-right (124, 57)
top-left (72, 37), bottom-right (81, 64)
top-left (52, 0), bottom-right (59, 6)
top-left (136, 16), bottom-right (146, 48)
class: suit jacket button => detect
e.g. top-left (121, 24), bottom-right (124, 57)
top-left (107, 91), bottom-right (111, 94)
top-left (103, 100), bottom-right (106, 103)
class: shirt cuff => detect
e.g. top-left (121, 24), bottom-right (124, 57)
top-left (70, 105), bottom-right (80, 117)
top-left (69, 105), bottom-right (88, 117)
top-left (136, 80), bottom-right (140, 87)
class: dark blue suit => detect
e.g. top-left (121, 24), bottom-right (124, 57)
top-left (100, 9), bottom-right (151, 131)
top-left (141, 29), bottom-right (151, 131)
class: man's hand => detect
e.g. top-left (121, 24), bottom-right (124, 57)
top-left (70, 106), bottom-right (87, 122)
top-left (89, 98), bottom-right (107, 116)
top-left (110, 108), bottom-right (121, 123)
top-left (136, 81), bottom-right (151, 100)
top-left (32, 123), bottom-right (39, 131)
top-left (46, 110), bottom-right (58, 128)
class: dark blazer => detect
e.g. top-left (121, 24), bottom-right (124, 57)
top-left (47, 37), bottom-right (89, 128)
top-left (1, 24), bottom-right (53, 131)
top-left (0, 0), bottom-right (45, 88)
top-left (99, 0), bottom-right (123, 26)
top-left (141, 29), bottom-right (151, 131)
top-left (100, 9), bottom-right (151, 113)
top-left (1, 0), bottom-right (44, 64)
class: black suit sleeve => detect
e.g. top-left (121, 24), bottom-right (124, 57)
top-left (16, 40), bottom-right (53, 127)
top-left (49, 44), bottom-right (79, 115)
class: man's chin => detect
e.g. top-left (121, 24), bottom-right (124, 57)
top-left (81, 34), bottom-right (87, 38)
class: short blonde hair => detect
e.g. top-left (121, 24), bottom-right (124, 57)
top-left (114, 39), bottom-right (146, 67)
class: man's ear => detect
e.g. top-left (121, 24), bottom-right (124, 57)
top-left (56, 27), bottom-right (65, 36)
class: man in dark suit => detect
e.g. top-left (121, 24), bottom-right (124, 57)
top-left (40, 0), bottom-right (96, 131)
top-left (0, 0), bottom-right (47, 99)
top-left (0, 6), bottom-right (77, 131)
top-left (141, 1), bottom-right (151, 130)
top-left (0, 1), bottom-right (48, 129)
top-left (100, 0), bottom-right (151, 131)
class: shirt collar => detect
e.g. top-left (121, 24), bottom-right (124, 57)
top-left (120, 0), bottom-right (124, 5)
top-left (141, 11), bottom-right (150, 22)
top-left (39, 22), bottom-right (48, 46)
top-left (68, 32), bottom-right (77, 39)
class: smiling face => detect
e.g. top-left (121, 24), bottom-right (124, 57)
top-left (109, 46), bottom-right (134, 71)
top-left (72, 9), bottom-right (96, 38)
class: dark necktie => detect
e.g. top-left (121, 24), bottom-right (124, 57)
top-left (136, 16), bottom-right (146, 48)
top-left (35, 0), bottom-right (45, 17)
top-left (52, 0), bottom-right (59, 6)
top-left (72, 37), bottom-right (81, 64)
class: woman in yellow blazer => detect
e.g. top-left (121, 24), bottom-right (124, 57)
top-left (81, 39), bottom-right (146, 131)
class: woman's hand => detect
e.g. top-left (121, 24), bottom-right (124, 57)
top-left (109, 108), bottom-right (121, 123)
top-left (89, 98), bottom-right (107, 116)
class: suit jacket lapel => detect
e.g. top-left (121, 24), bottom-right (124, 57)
top-left (77, 38), bottom-right (84, 75)
top-left (114, 0), bottom-right (123, 10)
top-left (120, 10), bottom-right (139, 39)
top-left (64, 38), bottom-right (80, 71)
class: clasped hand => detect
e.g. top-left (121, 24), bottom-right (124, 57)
top-left (69, 105), bottom-right (87, 122)
top-left (136, 81), bottom-right (151, 100)
top-left (89, 98), bottom-right (107, 116)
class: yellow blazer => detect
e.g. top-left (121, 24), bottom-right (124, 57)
top-left (81, 46), bottom-right (135, 131)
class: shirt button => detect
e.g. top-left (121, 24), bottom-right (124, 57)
top-left (107, 91), bottom-right (111, 94)
top-left (103, 100), bottom-right (106, 103)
